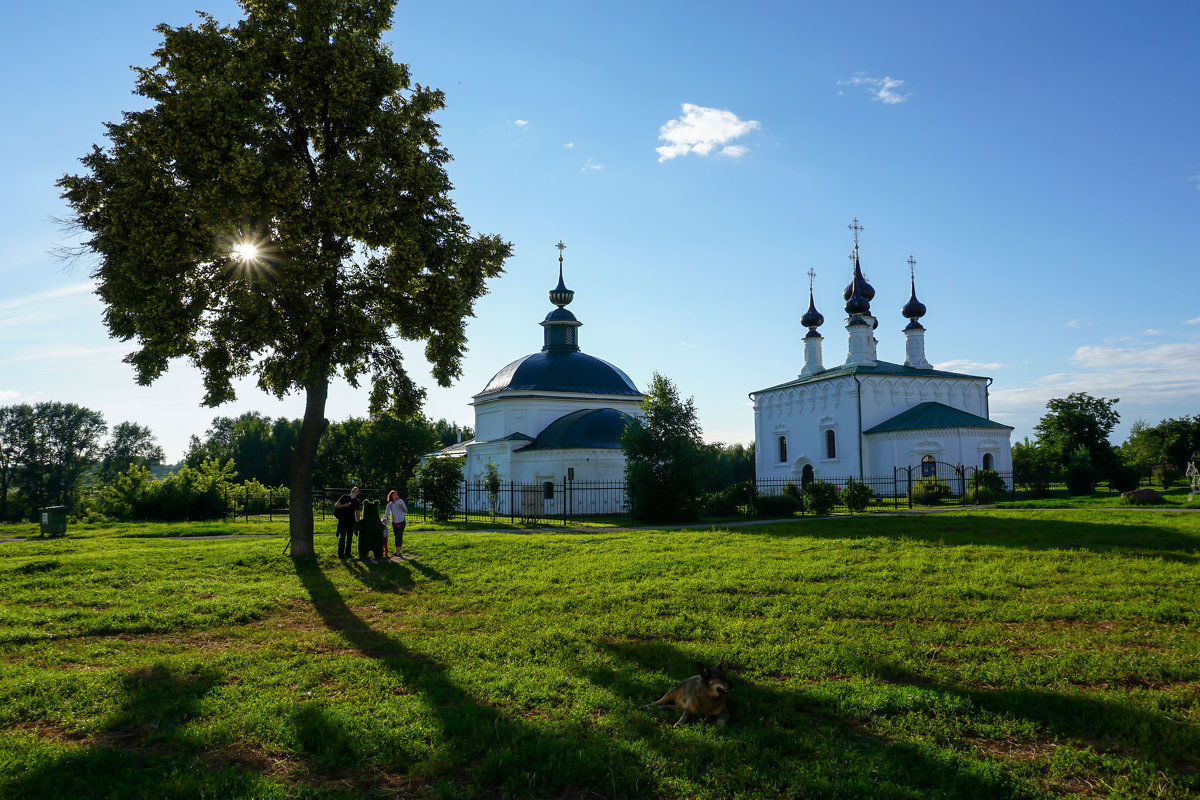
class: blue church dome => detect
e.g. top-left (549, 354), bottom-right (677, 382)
top-left (517, 408), bottom-right (634, 451)
top-left (478, 350), bottom-right (640, 397)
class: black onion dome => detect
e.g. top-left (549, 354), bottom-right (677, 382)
top-left (800, 289), bottom-right (824, 329)
top-left (902, 278), bottom-right (927, 320)
top-left (548, 270), bottom-right (574, 307)
top-left (478, 351), bottom-right (641, 397)
top-left (844, 281), bottom-right (870, 315)
top-left (842, 251), bottom-right (875, 302)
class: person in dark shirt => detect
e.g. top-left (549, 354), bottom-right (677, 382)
top-left (333, 486), bottom-right (361, 559)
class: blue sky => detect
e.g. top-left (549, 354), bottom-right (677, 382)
top-left (2, 1), bottom-right (1198, 462)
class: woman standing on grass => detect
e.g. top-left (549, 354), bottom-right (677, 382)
top-left (383, 489), bottom-right (407, 559)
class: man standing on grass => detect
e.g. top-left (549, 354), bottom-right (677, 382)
top-left (334, 486), bottom-right (361, 559)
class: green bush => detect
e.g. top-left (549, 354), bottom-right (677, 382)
top-left (93, 460), bottom-right (237, 521)
top-left (703, 482), bottom-right (754, 516)
top-left (804, 480), bottom-right (839, 516)
top-left (1064, 446), bottom-right (1096, 496)
top-left (410, 456), bottom-right (464, 522)
top-left (1152, 463), bottom-right (1181, 490)
top-left (912, 478), bottom-right (950, 506)
top-left (1107, 464), bottom-right (1140, 493)
top-left (839, 478), bottom-right (873, 512)
top-left (967, 470), bottom-right (1007, 504)
top-left (752, 493), bottom-right (802, 518)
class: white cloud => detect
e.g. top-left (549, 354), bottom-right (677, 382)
top-left (1066, 319), bottom-right (1089, 328)
top-left (0, 389), bottom-right (19, 402)
top-left (1072, 342), bottom-right (1200, 369)
top-left (564, 142), bottom-right (574, 149)
top-left (656, 103), bottom-right (761, 163)
top-left (581, 158), bottom-right (603, 172)
top-left (681, 341), bottom-right (699, 349)
top-left (0, 281), bottom-right (95, 313)
top-left (721, 145), bottom-right (749, 159)
top-left (1186, 316), bottom-right (1200, 325)
top-left (838, 75), bottom-right (911, 104)
top-left (936, 359), bottom-right (1005, 373)
top-left (1145, 329), bottom-right (1164, 335)
top-left (514, 119), bottom-right (528, 127)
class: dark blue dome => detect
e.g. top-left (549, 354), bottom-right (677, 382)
top-left (517, 408), bottom-right (634, 451)
top-left (902, 278), bottom-right (927, 320)
top-left (477, 350), bottom-right (641, 397)
top-left (800, 289), bottom-right (824, 329)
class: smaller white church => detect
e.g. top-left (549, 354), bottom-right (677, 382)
top-left (432, 243), bottom-right (644, 490)
top-left (750, 224), bottom-right (1013, 485)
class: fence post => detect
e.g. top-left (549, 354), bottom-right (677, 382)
top-left (268, 490), bottom-right (272, 523)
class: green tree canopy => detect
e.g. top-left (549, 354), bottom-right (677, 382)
top-left (1119, 416), bottom-right (1200, 470)
top-left (621, 372), bottom-right (705, 523)
top-left (0, 402), bottom-right (107, 518)
top-left (1033, 392), bottom-right (1120, 470)
top-left (99, 421), bottom-right (166, 486)
top-left (185, 412), bottom-right (296, 486)
top-left (59, 0), bottom-right (510, 555)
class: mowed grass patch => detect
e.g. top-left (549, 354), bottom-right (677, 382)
top-left (0, 510), bottom-right (1196, 798)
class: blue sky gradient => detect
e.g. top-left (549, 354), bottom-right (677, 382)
top-left (2, 1), bottom-right (1198, 460)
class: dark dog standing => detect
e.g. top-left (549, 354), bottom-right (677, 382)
top-left (646, 663), bottom-right (732, 727)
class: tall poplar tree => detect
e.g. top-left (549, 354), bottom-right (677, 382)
top-left (59, 0), bottom-right (510, 555)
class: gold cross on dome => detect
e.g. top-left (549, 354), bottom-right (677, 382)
top-left (907, 254), bottom-right (917, 278)
top-left (555, 240), bottom-right (566, 261)
top-left (847, 218), bottom-right (863, 244)
top-left (806, 267), bottom-right (817, 290)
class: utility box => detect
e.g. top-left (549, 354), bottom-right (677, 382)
top-left (39, 506), bottom-right (67, 537)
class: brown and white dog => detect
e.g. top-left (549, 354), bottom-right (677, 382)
top-left (646, 663), bottom-right (732, 727)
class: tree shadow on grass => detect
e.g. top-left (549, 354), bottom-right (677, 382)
top-left (750, 513), bottom-right (1200, 559)
top-left (0, 663), bottom-right (280, 799)
top-left (861, 657), bottom-right (1200, 777)
top-left (581, 639), bottom-right (1044, 799)
top-left (291, 558), bottom-right (664, 797)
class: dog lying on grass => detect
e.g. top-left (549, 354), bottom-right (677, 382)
top-left (645, 663), bottom-right (732, 727)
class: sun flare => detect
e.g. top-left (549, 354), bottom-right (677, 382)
top-left (232, 242), bottom-right (260, 262)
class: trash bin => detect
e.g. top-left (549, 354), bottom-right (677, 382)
top-left (39, 506), bottom-right (67, 536)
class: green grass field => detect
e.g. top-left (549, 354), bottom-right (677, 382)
top-left (1, 510), bottom-right (1197, 798)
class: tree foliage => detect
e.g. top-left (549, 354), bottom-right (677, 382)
top-left (1120, 416), bottom-right (1200, 471)
top-left (1033, 392), bottom-right (1119, 470)
top-left (0, 402), bottom-right (107, 519)
top-left (411, 456), bottom-right (463, 522)
top-left (185, 412), bottom-right (297, 486)
top-left (699, 442), bottom-right (755, 492)
top-left (99, 422), bottom-right (166, 486)
top-left (58, 0), bottom-right (510, 555)
top-left (621, 372), bottom-right (705, 522)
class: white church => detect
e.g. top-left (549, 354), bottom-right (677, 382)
top-left (431, 244), bottom-right (643, 492)
top-left (750, 224), bottom-right (1013, 485)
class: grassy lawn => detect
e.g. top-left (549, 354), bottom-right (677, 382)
top-left (0, 510), bottom-right (1197, 798)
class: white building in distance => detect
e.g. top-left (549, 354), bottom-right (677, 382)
top-left (750, 226), bottom-right (1013, 486)
top-left (432, 244), bottom-right (643, 493)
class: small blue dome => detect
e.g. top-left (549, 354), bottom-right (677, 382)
top-left (517, 408), bottom-right (634, 451)
top-left (478, 350), bottom-right (641, 397)
top-left (902, 278), bottom-right (927, 320)
top-left (800, 289), bottom-right (824, 329)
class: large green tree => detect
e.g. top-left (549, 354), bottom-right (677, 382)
top-left (1033, 392), bottom-right (1120, 471)
top-left (98, 421), bottom-right (166, 486)
top-left (621, 372), bottom-right (705, 522)
top-left (59, 0), bottom-right (510, 555)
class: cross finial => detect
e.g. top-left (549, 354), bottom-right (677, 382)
top-left (806, 267), bottom-right (817, 291)
top-left (555, 240), bottom-right (566, 260)
top-left (907, 254), bottom-right (917, 279)
top-left (848, 218), bottom-right (863, 245)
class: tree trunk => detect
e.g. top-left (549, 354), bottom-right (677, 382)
top-left (288, 376), bottom-right (330, 557)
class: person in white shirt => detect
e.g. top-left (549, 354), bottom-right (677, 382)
top-left (383, 490), bottom-right (408, 559)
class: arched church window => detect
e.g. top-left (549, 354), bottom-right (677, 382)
top-left (825, 429), bottom-right (836, 459)
top-left (778, 436), bottom-right (787, 463)
top-left (982, 453), bottom-right (994, 471)
top-left (543, 481), bottom-right (555, 500)
top-left (802, 463), bottom-right (814, 488)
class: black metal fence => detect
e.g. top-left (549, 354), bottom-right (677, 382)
top-left (220, 466), bottom-right (1154, 525)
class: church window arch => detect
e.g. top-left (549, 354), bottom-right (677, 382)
top-left (825, 429), bottom-right (837, 459)
top-left (778, 436), bottom-right (788, 463)
top-left (802, 463), bottom-right (815, 488)
top-left (983, 452), bottom-right (995, 471)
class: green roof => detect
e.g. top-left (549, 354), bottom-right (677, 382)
top-left (750, 360), bottom-right (985, 396)
top-left (864, 402), bottom-right (1012, 434)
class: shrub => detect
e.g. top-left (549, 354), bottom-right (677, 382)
top-left (482, 460), bottom-right (502, 516)
top-left (1107, 464), bottom-right (1140, 493)
top-left (1064, 446), bottom-right (1096, 496)
top-left (912, 478), bottom-right (950, 506)
top-left (93, 459), bottom-right (237, 521)
top-left (1152, 463), bottom-right (1181, 490)
top-left (703, 482), bottom-right (754, 516)
top-left (804, 480), bottom-right (839, 515)
top-left (410, 457), bottom-right (464, 522)
top-left (967, 470), bottom-right (1007, 504)
top-left (752, 493), bottom-right (802, 518)
top-left (783, 482), bottom-right (804, 502)
top-left (839, 478), bottom-right (873, 512)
